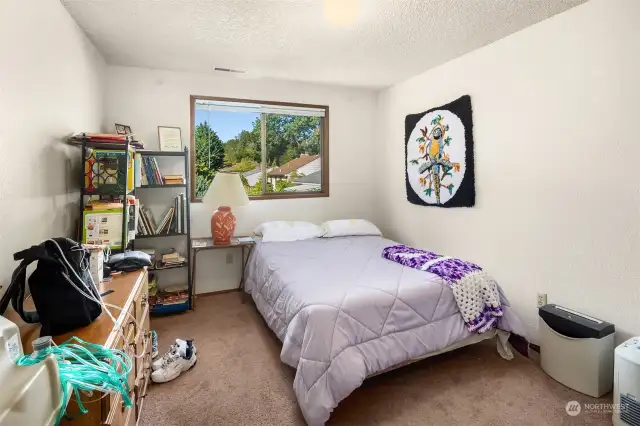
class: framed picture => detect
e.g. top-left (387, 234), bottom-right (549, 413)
top-left (158, 126), bottom-right (183, 151)
top-left (115, 123), bottom-right (133, 135)
top-left (405, 95), bottom-right (475, 208)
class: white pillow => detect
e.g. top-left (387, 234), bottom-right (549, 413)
top-left (253, 221), bottom-right (325, 242)
top-left (321, 219), bottom-right (382, 238)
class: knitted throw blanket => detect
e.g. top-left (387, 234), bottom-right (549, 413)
top-left (381, 245), bottom-right (503, 333)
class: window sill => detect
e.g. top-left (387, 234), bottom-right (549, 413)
top-left (249, 191), bottom-right (329, 201)
top-left (191, 191), bottom-right (329, 203)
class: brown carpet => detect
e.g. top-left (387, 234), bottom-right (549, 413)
top-left (141, 292), bottom-right (612, 426)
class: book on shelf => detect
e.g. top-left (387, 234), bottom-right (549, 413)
top-left (139, 156), bottom-right (169, 185)
top-left (163, 174), bottom-right (185, 185)
top-left (172, 196), bottom-right (179, 234)
top-left (154, 297), bottom-right (188, 306)
top-left (137, 156), bottom-right (187, 186)
top-left (150, 157), bottom-right (162, 185)
top-left (142, 206), bottom-right (157, 231)
top-left (155, 290), bottom-right (189, 304)
top-left (135, 193), bottom-right (187, 237)
top-left (156, 207), bottom-right (174, 234)
top-left (134, 153), bottom-right (142, 187)
top-left (159, 291), bottom-right (188, 300)
top-left (137, 216), bottom-right (148, 236)
top-left (157, 249), bottom-right (186, 267)
top-left (136, 204), bottom-right (155, 236)
top-left (161, 251), bottom-right (182, 261)
top-left (85, 200), bottom-right (124, 210)
top-left (157, 259), bottom-right (186, 268)
top-left (150, 284), bottom-right (188, 307)
top-left (164, 174), bottom-right (185, 182)
top-left (127, 196), bottom-right (137, 242)
top-left (162, 256), bottom-right (185, 263)
top-left (69, 133), bottom-right (144, 148)
top-left (181, 193), bottom-right (187, 234)
top-left (162, 284), bottom-right (189, 293)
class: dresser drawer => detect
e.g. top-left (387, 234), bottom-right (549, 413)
top-left (122, 304), bottom-right (136, 343)
top-left (135, 368), bottom-right (151, 422)
top-left (107, 329), bottom-right (135, 415)
top-left (124, 341), bottom-right (136, 393)
top-left (26, 270), bottom-right (149, 426)
top-left (103, 391), bottom-right (134, 426)
top-left (134, 330), bottom-right (150, 378)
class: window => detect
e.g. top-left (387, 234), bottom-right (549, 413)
top-left (190, 96), bottom-right (329, 201)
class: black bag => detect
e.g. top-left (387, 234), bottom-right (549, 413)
top-left (0, 238), bottom-right (102, 336)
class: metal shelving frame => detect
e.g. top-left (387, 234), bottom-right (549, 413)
top-left (79, 138), bottom-right (133, 253)
top-left (78, 142), bottom-right (193, 311)
top-left (135, 148), bottom-right (192, 312)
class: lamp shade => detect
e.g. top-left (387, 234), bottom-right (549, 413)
top-left (202, 172), bottom-right (250, 208)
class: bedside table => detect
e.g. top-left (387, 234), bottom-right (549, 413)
top-left (190, 236), bottom-right (256, 308)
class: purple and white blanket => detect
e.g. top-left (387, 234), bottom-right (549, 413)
top-left (382, 245), bottom-right (503, 333)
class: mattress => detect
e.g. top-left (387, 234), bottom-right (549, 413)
top-left (244, 236), bottom-right (525, 426)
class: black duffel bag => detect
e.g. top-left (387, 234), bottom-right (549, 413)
top-left (0, 238), bottom-right (102, 336)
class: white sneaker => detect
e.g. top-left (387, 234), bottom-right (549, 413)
top-left (151, 351), bottom-right (197, 383)
top-left (151, 339), bottom-right (197, 371)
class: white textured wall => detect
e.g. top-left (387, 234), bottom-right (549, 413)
top-left (375, 0), bottom-right (640, 343)
top-left (0, 0), bottom-right (105, 297)
top-left (104, 66), bottom-right (378, 293)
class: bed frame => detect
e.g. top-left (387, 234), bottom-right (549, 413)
top-left (367, 329), bottom-right (513, 378)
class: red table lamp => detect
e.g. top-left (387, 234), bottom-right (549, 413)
top-left (202, 172), bottom-right (250, 245)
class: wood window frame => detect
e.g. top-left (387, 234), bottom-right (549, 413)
top-left (189, 95), bottom-right (329, 202)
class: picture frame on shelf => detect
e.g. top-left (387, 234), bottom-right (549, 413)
top-left (115, 123), bottom-right (133, 135)
top-left (158, 126), bottom-right (183, 152)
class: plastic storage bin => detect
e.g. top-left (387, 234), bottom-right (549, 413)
top-left (539, 304), bottom-right (615, 397)
top-left (0, 316), bottom-right (62, 426)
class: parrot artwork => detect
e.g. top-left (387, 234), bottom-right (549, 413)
top-left (412, 115), bottom-right (460, 204)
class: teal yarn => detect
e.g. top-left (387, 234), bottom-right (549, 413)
top-left (16, 336), bottom-right (133, 425)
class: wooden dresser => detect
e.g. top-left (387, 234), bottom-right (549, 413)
top-left (4, 269), bottom-right (151, 426)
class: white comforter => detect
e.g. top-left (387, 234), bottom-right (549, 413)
top-left (244, 236), bottom-right (525, 425)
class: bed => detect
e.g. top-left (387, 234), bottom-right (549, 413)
top-left (244, 235), bottom-right (526, 426)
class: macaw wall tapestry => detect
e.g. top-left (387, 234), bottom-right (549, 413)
top-left (405, 95), bottom-right (475, 208)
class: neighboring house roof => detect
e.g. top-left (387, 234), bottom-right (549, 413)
top-left (242, 167), bottom-right (261, 177)
top-left (293, 170), bottom-right (321, 184)
top-left (268, 154), bottom-right (320, 177)
top-left (284, 183), bottom-right (320, 192)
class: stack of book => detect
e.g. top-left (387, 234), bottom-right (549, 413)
top-left (69, 132), bottom-right (144, 148)
top-left (85, 199), bottom-right (123, 210)
top-left (150, 284), bottom-right (188, 311)
top-left (136, 193), bottom-right (187, 236)
top-left (158, 250), bottom-right (186, 269)
top-left (163, 174), bottom-right (185, 185)
top-left (151, 286), bottom-right (189, 307)
top-left (140, 156), bottom-right (164, 185)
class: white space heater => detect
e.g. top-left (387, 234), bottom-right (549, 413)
top-left (613, 337), bottom-right (640, 426)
